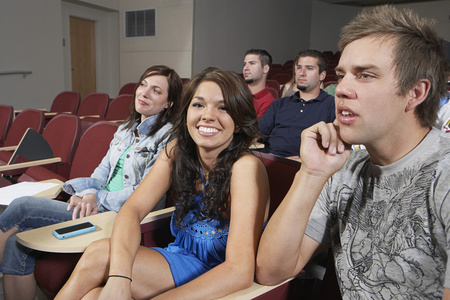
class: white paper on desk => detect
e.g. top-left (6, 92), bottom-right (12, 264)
top-left (0, 182), bottom-right (59, 205)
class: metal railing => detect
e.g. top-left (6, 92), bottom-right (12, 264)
top-left (0, 71), bottom-right (32, 78)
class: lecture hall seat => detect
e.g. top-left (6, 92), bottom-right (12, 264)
top-left (50, 91), bottom-right (81, 115)
top-left (80, 94), bottom-right (133, 126)
top-left (266, 79), bottom-right (280, 97)
top-left (76, 93), bottom-right (109, 118)
top-left (11, 114), bottom-right (82, 182)
top-left (0, 109), bottom-right (45, 171)
top-left (18, 121), bottom-right (118, 184)
top-left (118, 82), bottom-right (137, 95)
top-left (77, 93), bottom-right (110, 133)
top-left (271, 73), bottom-right (292, 85)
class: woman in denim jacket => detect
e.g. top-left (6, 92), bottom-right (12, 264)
top-left (0, 65), bottom-right (183, 300)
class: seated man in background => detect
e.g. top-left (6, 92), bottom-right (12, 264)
top-left (258, 49), bottom-right (335, 159)
top-left (243, 48), bottom-right (274, 118)
top-left (257, 5), bottom-right (450, 299)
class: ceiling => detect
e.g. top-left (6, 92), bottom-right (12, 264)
top-left (319, 0), bottom-right (439, 6)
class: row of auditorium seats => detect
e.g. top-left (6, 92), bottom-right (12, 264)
top-left (47, 91), bottom-right (133, 123)
top-left (0, 111), bottom-right (119, 188)
top-left (1, 91), bottom-right (133, 152)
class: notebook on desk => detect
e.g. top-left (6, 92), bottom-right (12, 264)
top-left (0, 179), bottom-right (63, 205)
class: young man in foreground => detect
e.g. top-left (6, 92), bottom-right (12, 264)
top-left (256, 5), bottom-right (449, 299)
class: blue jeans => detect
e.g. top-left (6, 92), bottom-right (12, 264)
top-left (0, 196), bottom-right (75, 275)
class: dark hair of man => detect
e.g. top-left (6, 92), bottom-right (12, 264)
top-left (123, 65), bottom-right (183, 136)
top-left (168, 67), bottom-right (260, 226)
top-left (245, 49), bottom-right (273, 71)
top-left (294, 50), bottom-right (329, 75)
top-left (338, 5), bottom-right (447, 128)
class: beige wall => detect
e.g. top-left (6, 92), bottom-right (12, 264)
top-left (119, 0), bottom-right (193, 84)
top-left (0, 0), bottom-right (448, 110)
top-left (395, 1), bottom-right (450, 41)
top-left (0, 0), bottom-right (65, 110)
top-left (192, 0), bottom-right (312, 74)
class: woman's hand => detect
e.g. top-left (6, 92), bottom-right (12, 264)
top-left (67, 194), bottom-right (99, 219)
top-left (98, 277), bottom-right (133, 300)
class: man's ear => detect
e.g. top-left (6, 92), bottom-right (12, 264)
top-left (319, 70), bottom-right (327, 82)
top-left (263, 64), bottom-right (270, 75)
top-left (405, 79), bottom-right (431, 112)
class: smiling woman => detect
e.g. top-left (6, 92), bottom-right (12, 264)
top-left (55, 67), bottom-right (270, 300)
top-left (187, 81), bottom-right (236, 156)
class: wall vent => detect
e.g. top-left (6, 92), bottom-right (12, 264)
top-left (125, 8), bottom-right (156, 38)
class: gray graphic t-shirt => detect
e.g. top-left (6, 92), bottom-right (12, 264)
top-left (306, 128), bottom-right (450, 299)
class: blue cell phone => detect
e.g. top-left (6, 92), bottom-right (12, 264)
top-left (52, 221), bottom-right (97, 239)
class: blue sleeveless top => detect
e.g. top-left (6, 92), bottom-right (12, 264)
top-left (152, 169), bottom-right (230, 286)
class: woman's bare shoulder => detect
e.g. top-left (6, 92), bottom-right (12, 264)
top-left (232, 152), bottom-right (265, 172)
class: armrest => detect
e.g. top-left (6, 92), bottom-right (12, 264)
top-left (141, 206), bottom-right (175, 224)
top-left (44, 112), bottom-right (71, 117)
top-left (250, 142), bottom-right (265, 149)
top-left (0, 146), bottom-right (17, 151)
top-left (0, 157), bottom-right (62, 172)
top-left (14, 108), bottom-right (47, 114)
top-left (79, 115), bottom-right (100, 119)
top-left (216, 279), bottom-right (293, 300)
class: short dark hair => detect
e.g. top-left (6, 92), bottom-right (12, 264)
top-left (245, 49), bottom-right (273, 70)
top-left (339, 5), bottom-right (447, 128)
top-left (294, 50), bottom-right (328, 74)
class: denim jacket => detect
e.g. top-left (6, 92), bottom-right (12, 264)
top-left (62, 115), bottom-right (171, 212)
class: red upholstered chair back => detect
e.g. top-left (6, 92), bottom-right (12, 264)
top-left (252, 151), bottom-right (300, 217)
top-left (3, 109), bottom-right (45, 147)
top-left (76, 93), bottom-right (109, 118)
top-left (69, 121), bottom-right (118, 179)
top-left (118, 82), bottom-right (137, 95)
top-left (105, 94), bottom-right (133, 121)
top-left (43, 114), bottom-right (81, 164)
top-left (50, 91), bottom-right (81, 114)
top-left (268, 87), bottom-right (279, 99)
top-left (271, 73), bottom-right (292, 85)
top-left (40, 114), bottom-right (81, 179)
top-left (0, 104), bottom-right (14, 147)
top-left (266, 79), bottom-right (280, 95)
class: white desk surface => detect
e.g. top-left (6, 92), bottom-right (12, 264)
top-left (16, 211), bottom-right (117, 253)
top-left (34, 179), bottom-right (64, 199)
top-left (16, 207), bottom-right (175, 253)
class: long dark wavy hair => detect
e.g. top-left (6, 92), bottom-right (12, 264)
top-left (123, 65), bottom-right (183, 136)
top-left (169, 67), bottom-right (260, 226)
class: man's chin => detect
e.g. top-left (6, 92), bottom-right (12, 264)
top-left (245, 78), bottom-right (254, 84)
top-left (297, 85), bottom-right (307, 91)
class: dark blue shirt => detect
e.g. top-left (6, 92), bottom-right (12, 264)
top-left (258, 90), bottom-right (335, 157)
